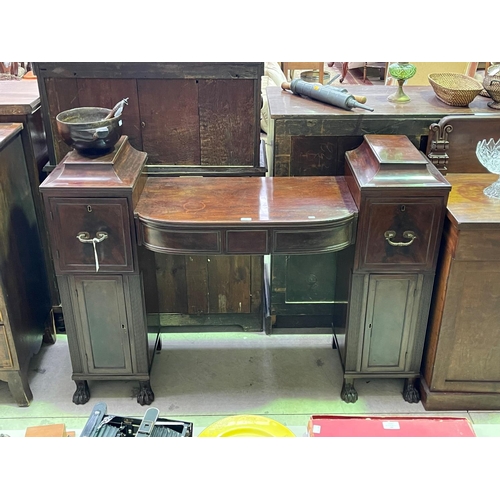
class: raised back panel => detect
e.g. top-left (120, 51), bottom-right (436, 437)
top-left (426, 115), bottom-right (500, 173)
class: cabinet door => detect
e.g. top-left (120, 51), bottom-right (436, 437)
top-left (361, 274), bottom-right (420, 372)
top-left (73, 275), bottom-right (132, 375)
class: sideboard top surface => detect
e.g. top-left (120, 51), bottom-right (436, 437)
top-left (445, 174), bottom-right (500, 228)
top-left (267, 85), bottom-right (496, 119)
top-left (135, 176), bottom-right (357, 227)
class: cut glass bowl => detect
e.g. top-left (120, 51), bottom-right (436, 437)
top-left (476, 138), bottom-right (500, 198)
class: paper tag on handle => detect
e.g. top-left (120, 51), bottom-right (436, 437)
top-left (92, 240), bottom-right (99, 273)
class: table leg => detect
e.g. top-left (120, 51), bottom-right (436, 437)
top-left (7, 371), bottom-right (33, 407)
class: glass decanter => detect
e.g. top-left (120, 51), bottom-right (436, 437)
top-left (476, 138), bottom-right (500, 198)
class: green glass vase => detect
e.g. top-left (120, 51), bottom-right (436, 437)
top-left (387, 62), bottom-right (417, 103)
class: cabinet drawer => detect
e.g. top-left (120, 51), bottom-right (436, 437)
top-left (0, 325), bottom-right (14, 369)
top-left (49, 198), bottom-right (134, 273)
top-left (357, 198), bottom-right (445, 271)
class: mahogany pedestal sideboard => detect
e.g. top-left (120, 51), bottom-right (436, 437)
top-left (266, 85), bottom-right (494, 330)
top-left (40, 136), bottom-right (357, 404)
top-left (422, 174), bottom-right (500, 410)
top-left (334, 135), bottom-right (451, 403)
top-left (0, 124), bottom-right (51, 406)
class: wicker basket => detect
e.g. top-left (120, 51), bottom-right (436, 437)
top-left (428, 72), bottom-right (483, 107)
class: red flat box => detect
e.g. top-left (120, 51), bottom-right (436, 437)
top-left (307, 415), bottom-right (476, 437)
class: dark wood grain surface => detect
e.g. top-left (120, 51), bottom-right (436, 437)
top-left (35, 62), bottom-right (263, 80)
top-left (444, 174), bottom-right (500, 228)
top-left (0, 80), bottom-right (40, 115)
top-left (426, 115), bottom-right (500, 174)
top-left (268, 85), bottom-right (497, 118)
top-left (0, 124), bottom-right (50, 405)
top-left (267, 85), bottom-right (496, 179)
top-left (135, 176), bottom-right (357, 227)
top-left (421, 173), bottom-right (500, 409)
top-left (40, 136), bottom-right (147, 191)
top-left (346, 135), bottom-right (448, 192)
top-left (0, 82), bottom-right (57, 308)
top-left (138, 79), bottom-right (200, 165)
top-left (35, 62), bottom-right (264, 168)
top-left (198, 79), bottom-right (256, 166)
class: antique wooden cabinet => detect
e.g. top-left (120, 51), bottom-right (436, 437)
top-left (0, 80), bottom-right (59, 322)
top-left (33, 62), bottom-right (266, 332)
top-left (334, 135), bottom-right (450, 403)
top-left (0, 124), bottom-right (51, 406)
top-left (267, 85), bottom-right (495, 329)
top-left (39, 137), bottom-right (154, 405)
top-left (422, 174), bottom-right (500, 410)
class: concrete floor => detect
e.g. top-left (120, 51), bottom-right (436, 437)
top-left (1, 331), bottom-right (499, 437)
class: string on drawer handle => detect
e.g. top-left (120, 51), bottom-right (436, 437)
top-left (384, 230), bottom-right (417, 247)
top-left (76, 231), bottom-right (108, 272)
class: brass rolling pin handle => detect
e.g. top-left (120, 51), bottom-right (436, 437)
top-left (281, 79), bottom-right (373, 111)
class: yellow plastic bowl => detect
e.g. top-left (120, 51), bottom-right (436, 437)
top-left (198, 415), bottom-right (296, 437)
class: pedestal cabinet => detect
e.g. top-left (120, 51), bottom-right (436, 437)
top-left (334, 135), bottom-right (450, 403)
top-left (39, 137), bottom-right (154, 405)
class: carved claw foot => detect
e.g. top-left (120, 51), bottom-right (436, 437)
top-left (137, 381), bottom-right (155, 406)
top-left (341, 380), bottom-right (358, 403)
top-left (403, 382), bottom-right (420, 403)
top-left (73, 381), bottom-right (90, 405)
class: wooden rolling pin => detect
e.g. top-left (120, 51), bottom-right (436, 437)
top-left (282, 80), bottom-right (373, 111)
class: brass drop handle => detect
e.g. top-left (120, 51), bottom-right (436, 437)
top-left (76, 231), bottom-right (108, 272)
top-left (384, 230), bottom-right (417, 247)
